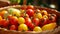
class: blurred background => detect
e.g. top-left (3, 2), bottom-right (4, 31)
top-left (0, 0), bottom-right (60, 11)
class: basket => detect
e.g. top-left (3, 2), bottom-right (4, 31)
top-left (0, 5), bottom-right (60, 34)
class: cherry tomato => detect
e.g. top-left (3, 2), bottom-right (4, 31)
top-left (36, 9), bottom-right (41, 13)
top-left (41, 10), bottom-right (48, 15)
top-left (33, 26), bottom-right (42, 32)
top-left (25, 18), bottom-right (32, 27)
top-left (0, 19), bottom-right (9, 27)
top-left (10, 25), bottom-right (17, 30)
top-left (39, 18), bottom-right (48, 27)
top-left (43, 18), bottom-right (48, 25)
top-left (36, 13), bottom-right (42, 19)
top-left (18, 17), bottom-right (25, 24)
top-left (8, 15), bottom-right (12, 20)
top-left (18, 24), bottom-right (28, 31)
top-left (9, 16), bottom-right (18, 25)
top-left (32, 18), bottom-right (40, 26)
top-left (25, 18), bottom-right (35, 30)
top-left (26, 9), bottom-right (34, 17)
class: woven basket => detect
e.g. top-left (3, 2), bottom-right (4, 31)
top-left (0, 5), bottom-right (60, 34)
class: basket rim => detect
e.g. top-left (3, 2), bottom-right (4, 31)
top-left (0, 5), bottom-right (60, 17)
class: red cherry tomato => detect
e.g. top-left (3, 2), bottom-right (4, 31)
top-left (29, 23), bottom-right (34, 30)
top-left (27, 5), bottom-right (34, 10)
top-left (47, 14), bottom-right (56, 23)
top-left (0, 19), bottom-right (9, 27)
top-left (25, 18), bottom-right (32, 23)
top-left (35, 9), bottom-right (41, 13)
top-left (10, 25), bottom-right (17, 30)
top-left (32, 18), bottom-right (40, 26)
top-left (39, 18), bottom-right (48, 27)
top-left (25, 18), bottom-right (34, 30)
top-left (43, 18), bottom-right (48, 25)
top-left (26, 9), bottom-right (34, 17)
top-left (9, 16), bottom-right (18, 25)
top-left (8, 15), bottom-right (12, 20)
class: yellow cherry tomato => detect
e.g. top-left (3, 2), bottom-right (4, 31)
top-left (41, 10), bottom-right (48, 15)
top-left (36, 13), bottom-right (42, 19)
top-left (42, 23), bottom-right (57, 31)
top-left (18, 17), bottom-right (25, 24)
top-left (33, 26), bottom-right (42, 32)
top-left (18, 24), bottom-right (28, 31)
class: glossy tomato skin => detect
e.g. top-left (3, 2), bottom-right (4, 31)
top-left (29, 23), bottom-right (35, 30)
top-left (26, 9), bottom-right (34, 17)
top-left (33, 26), bottom-right (42, 32)
top-left (18, 17), bottom-right (25, 24)
top-left (39, 18), bottom-right (48, 27)
top-left (41, 10), bottom-right (48, 15)
top-left (25, 18), bottom-right (32, 24)
top-left (8, 15), bottom-right (12, 20)
top-left (0, 19), bottom-right (9, 27)
top-left (26, 5), bottom-right (34, 10)
top-left (48, 14), bottom-right (56, 22)
top-left (36, 13), bottom-right (42, 19)
top-left (18, 24), bottom-right (28, 31)
top-left (32, 18), bottom-right (40, 26)
top-left (8, 16), bottom-right (18, 25)
top-left (43, 18), bottom-right (48, 25)
top-left (35, 9), bottom-right (41, 13)
top-left (10, 25), bottom-right (18, 30)
top-left (25, 18), bottom-right (34, 30)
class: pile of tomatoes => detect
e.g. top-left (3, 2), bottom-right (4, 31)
top-left (0, 5), bottom-right (57, 32)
